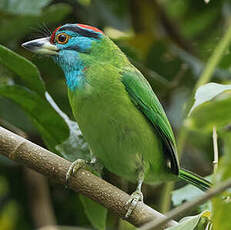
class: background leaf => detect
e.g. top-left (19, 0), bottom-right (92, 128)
top-left (166, 211), bottom-right (210, 230)
top-left (188, 96), bottom-right (231, 132)
top-left (0, 0), bottom-right (52, 15)
top-left (79, 195), bottom-right (107, 230)
top-left (0, 45), bottom-right (45, 96)
top-left (0, 85), bottom-right (69, 152)
top-left (212, 132), bottom-right (231, 230)
top-left (0, 3), bottom-right (71, 45)
top-left (189, 83), bottom-right (231, 115)
top-left (172, 184), bottom-right (204, 207)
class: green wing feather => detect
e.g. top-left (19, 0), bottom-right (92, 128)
top-left (121, 70), bottom-right (179, 175)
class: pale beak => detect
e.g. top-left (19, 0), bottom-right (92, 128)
top-left (21, 37), bottom-right (59, 55)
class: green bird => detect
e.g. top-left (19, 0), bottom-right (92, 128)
top-left (22, 23), bottom-right (211, 216)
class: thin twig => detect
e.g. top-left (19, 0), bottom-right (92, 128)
top-left (24, 168), bottom-right (57, 228)
top-left (0, 126), bottom-right (178, 228)
top-left (212, 126), bottom-right (219, 173)
top-left (139, 179), bottom-right (231, 230)
top-left (0, 118), bottom-right (27, 138)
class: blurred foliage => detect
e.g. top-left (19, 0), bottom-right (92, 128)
top-left (79, 195), bottom-right (107, 230)
top-left (166, 211), bottom-right (210, 230)
top-left (1, 0), bottom-right (231, 229)
top-left (212, 132), bottom-right (231, 230)
top-left (188, 83), bottom-right (231, 132)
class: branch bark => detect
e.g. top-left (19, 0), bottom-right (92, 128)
top-left (0, 126), bottom-right (177, 228)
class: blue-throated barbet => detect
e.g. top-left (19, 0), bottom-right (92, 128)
top-left (22, 23), bottom-right (211, 217)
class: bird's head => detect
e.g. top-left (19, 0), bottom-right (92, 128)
top-left (22, 23), bottom-right (104, 54)
top-left (22, 23), bottom-right (105, 89)
top-left (22, 23), bottom-right (104, 66)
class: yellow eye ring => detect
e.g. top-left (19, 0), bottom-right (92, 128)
top-left (56, 33), bottom-right (70, 44)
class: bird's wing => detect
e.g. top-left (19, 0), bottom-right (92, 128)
top-left (121, 69), bottom-right (179, 174)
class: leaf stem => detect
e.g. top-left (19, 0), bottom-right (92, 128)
top-left (212, 126), bottom-right (219, 174)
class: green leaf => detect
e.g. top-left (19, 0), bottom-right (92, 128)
top-left (188, 98), bottom-right (231, 132)
top-left (79, 195), bottom-right (107, 230)
top-left (77, 0), bottom-right (91, 6)
top-left (0, 201), bottom-right (20, 230)
top-left (0, 44), bottom-right (45, 96)
top-left (166, 211), bottom-right (210, 230)
top-left (0, 176), bottom-right (8, 197)
top-left (212, 132), bottom-right (231, 230)
top-left (187, 83), bottom-right (231, 132)
top-left (172, 184), bottom-right (204, 207)
top-left (172, 182), bottom-right (212, 212)
top-left (181, 8), bottom-right (218, 38)
top-left (0, 85), bottom-right (69, 151)
top-left (40, 3), bottom-right (72, 23)
top-left (0, 3), bottom-right (71, 44)
top-left (189, 83), bottom-right (231, 115)
top-left (0, 0), bottom-right (52, 15)
top-left (117, 220), bottom-right (136, 230)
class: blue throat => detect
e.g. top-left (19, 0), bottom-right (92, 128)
top-left (53, 50), bottom-right (85, 91)
top-left (65, 69), bottom-right (85, 91)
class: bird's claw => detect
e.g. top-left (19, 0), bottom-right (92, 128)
top-left (66, 159), bottom-right (87, 186)
top-left (125, 190), bottom-right (143, 218)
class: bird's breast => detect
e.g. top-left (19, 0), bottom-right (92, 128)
top-left (67, 68), bottom-right (167, 183)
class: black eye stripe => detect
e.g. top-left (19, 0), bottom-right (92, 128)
top-left (59, 25), bottom-right (100, 39)
top-left (65, 45), bottom-right (90, 53)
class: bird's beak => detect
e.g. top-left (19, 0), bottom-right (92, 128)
top-left (21, 37), bottom-right (58, 55)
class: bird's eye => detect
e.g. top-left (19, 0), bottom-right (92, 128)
top-left (56, 33), bottom-right (69, 44)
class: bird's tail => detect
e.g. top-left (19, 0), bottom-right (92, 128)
top-left (179, 168), bottom-right (212, 191)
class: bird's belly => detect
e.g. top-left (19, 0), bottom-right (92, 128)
top-left (69, 91), bottom-right (168, 183)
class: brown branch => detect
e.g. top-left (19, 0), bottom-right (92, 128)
top-left (0, 126), bottom-right (178, 228)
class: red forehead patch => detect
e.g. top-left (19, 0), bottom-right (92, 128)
top-left (77, 24), bottom-right (103, 34)
top-left (50, 25), bottom-right (61, 44)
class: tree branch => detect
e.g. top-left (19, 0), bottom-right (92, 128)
top-left (0, 126), bottom-right (177, 228)
top-left (139, 178), bottom-right (231, 230)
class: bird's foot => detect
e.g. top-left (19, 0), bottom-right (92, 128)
top-left (66, 159), bottom-right (88, 185)
top-left (125, 190), bottom-right (143, 218)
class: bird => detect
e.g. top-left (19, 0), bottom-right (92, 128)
top-left (22, 23), bottom-right (211, 217)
